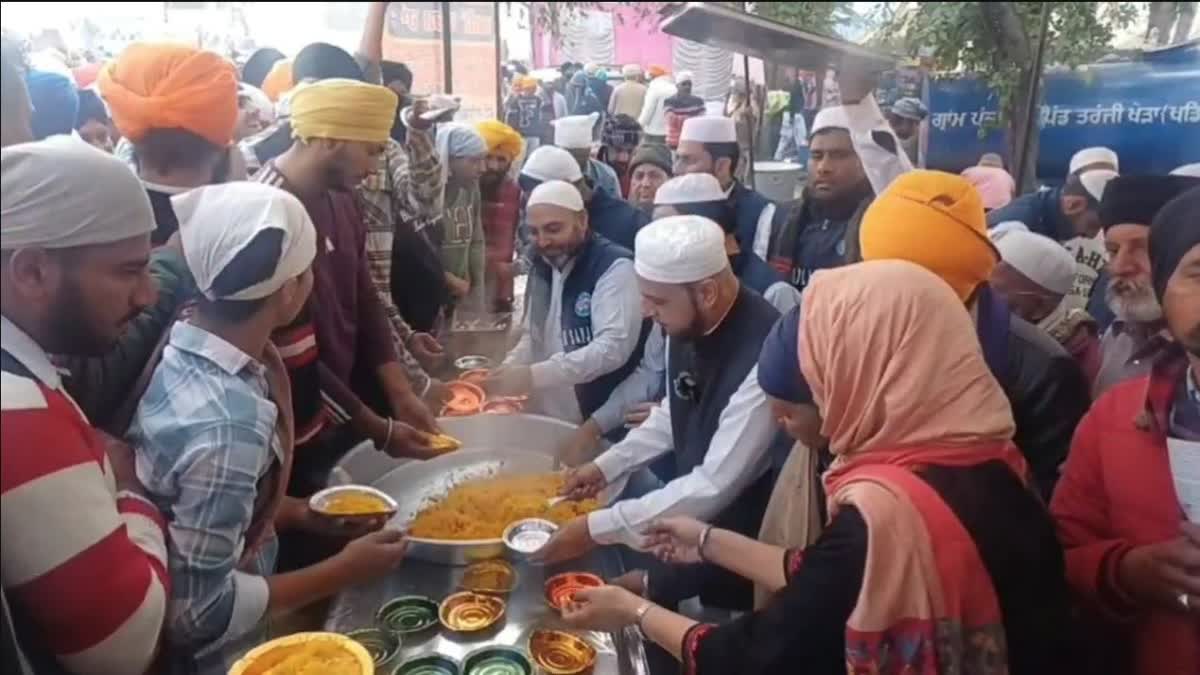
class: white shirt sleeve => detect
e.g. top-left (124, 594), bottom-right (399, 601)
top-left (842, 93), bottom-right (913, 197)
top-left (751, 202), bottom-right (777, 259)
top-left (587, 365), bottom-right (777, 547)
top-left (589, 323), bottom-right (667, 434)
top-left (763, 281), bottom-right (802, 315)
top-left (502, 314), bottom-right (535, 366)
top-left (592, 395), bottom-right (675, 484)
top-left (530, 259), bottom-right (643, 390)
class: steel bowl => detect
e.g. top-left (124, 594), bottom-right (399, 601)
top-left (461, 646), bottom-right (532, 675)
top-left (376, 595), bottom-right (440, 635)
top-left (543, 573), bottom-right (604, 612)
top-left (459, 368), bottom-right (490, 385)
top-left (458, 559), bottom-right (518, 594)
top-left (438, 592), bottom-right (506, 633)
top-left (501, 518), bottom-right (557, 561)
top-left (455, 355), bottom-right (494, 371)
top-left (393, 654), bottom-right (461, 675)
top-left (344, 627), bottom-right (401, 668)
top-left (308, 484), bottom-right (398, 522)
top-left (528, 629), bottom-right (597, 675)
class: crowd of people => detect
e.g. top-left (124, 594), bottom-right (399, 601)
top-left (1, 5), bottom-right (1199, 675)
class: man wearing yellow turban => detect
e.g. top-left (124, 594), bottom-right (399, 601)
top-left (254, 77), bottom-right (444, 496)
top-left (859, 169), bottom-right (1091, 499)
top-left (476, 119), bottom-right (525, 310)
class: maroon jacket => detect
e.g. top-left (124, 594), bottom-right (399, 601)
top-left (1051, 354), bottom-right (1199, 675)
top-left (481, 178), bottom-right (521, 309)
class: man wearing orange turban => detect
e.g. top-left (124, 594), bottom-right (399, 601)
top-left (99, 42), bottom-right (239, 244)
top-left (859, 169), bottom-right (1091, 498)
top-left (476, 119), bottom-right (524, 310)
top-left (260, 58), bottom-right (293, 102)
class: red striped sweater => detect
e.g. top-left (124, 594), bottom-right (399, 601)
top-left (1, 324), bottom-right (169, 675)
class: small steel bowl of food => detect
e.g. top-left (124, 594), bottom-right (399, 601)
top-left (459, 368), bottom-right (490, 386)
top-left (543, 572), bottom-right (604, 613)
top-left (394, 653), bottom-right (462, 675)
top-left (502, 518), bottom-right (557, 561)
top-left (528, 629), bottom-right (598, 675)
top-left (438, 591), bottom-right (506, 633)
top-left (455, 355), bottom-right (494, 372)
top-left (308, 485), bottom-right (398, 521)
top-left (458, 559), bottom-right (518, 594)
top-left (376, 595), bottom-right (440, 636)
top-left (461, 646), bottom-right (532, 675)
top-left (343, 626), bottom-right (401, 668)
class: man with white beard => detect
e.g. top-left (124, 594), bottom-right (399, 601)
top-left (1092, 174), bottom-right (1199, 396)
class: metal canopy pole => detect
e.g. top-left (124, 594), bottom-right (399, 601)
top-left (743, 2), bottom-right (755, 189)
top-left (494, 2), bottom-right (503, 117)
top-left (1015, 2), bottom-right (1051, 190)
top-left (441, 1), bottom-right (454, 94)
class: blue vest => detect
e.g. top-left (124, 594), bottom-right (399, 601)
top-left (729, 181), bottom-right (775, 250)
top-left (730, 251), bottom-right (782, 297)
top-left (587, 186), bottom-right (651, 252)
top-left (527, 234), bottom-right (649, 418)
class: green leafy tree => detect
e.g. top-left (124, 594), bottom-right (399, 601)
top-left (872, 2), bottom-right (1139, 188)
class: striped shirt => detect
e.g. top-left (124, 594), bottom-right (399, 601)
top-left (1, 315), bottom-right (169, 675)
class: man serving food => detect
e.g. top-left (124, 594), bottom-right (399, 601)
top-left (534, 215), bottom-right (784, 613)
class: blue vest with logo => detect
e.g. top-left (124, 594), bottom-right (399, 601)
top-left (527, 234), bottom-right (650, 419)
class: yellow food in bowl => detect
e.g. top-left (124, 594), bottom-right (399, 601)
top-left (321, 492), bottom-right (391, 516)
top-left (229, 632), bottom-right (372, 675)
top-left (408, 473), bottom-right (598, 540)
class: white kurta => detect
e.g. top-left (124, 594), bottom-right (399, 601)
top-left (504, 258), bottom-right (643, 424)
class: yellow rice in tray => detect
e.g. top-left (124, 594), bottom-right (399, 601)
top-left (408, 473), bottom-right (598, 540)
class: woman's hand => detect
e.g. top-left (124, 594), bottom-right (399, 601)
top-left (642, 517), bottom-right (710, 565)
top-left (561, 585), bottom-right (645, 632)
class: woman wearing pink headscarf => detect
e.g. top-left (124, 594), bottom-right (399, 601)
top-left (560, 260), bottom-right (1073, 674)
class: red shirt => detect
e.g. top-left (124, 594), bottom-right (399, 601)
top-left (1051, 355), bottom-right (1199, 675)
top-left (481, 179), bottom-right (521, 307)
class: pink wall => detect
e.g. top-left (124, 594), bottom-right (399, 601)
top-left (533, 3), bottom-right (674, 69)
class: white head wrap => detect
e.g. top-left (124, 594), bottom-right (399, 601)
top-left (1069, 147), bottom-right (1119, 175)
top-left (435, 123), bottom-right (487, 194)
top-left (655, 173), bottom-right (725, 205)
top-left (172, 182), bottom-right (317, 302)
top-left (1, 136), bottom-right (154, 250)
top-left (527, 180), bottom-right (584, 211)
top-left (622, 64), bottom-right (642, 78)
top-left (634, 215), bottom-right (728, 284)
top-left (1171, 162), bottom-right (1200, 177)
top-left (553, 113), bottom-right (599, 149)
top-left (238, 82), bottom-right (276, 126)
top-left (675, 70), bottom-right (694, 84)
top-left (521, 145), bottom-right (583, 184)
top-left (988, 221), bottom-right (1031, 242)
top-left (995, 230), bottom-right (1076, 295)
top-left (1080, 168), bottom-right (1119, 202)
top-left (679, 116), bottom-right (736, 144)
top-left (811, 105), bottom-right (851, 136)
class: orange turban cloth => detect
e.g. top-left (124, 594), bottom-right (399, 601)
top-left (475, 119), bottom-right (524, 162)
top-left (648, 64), bottom-right (668, 78)
top-left (514, 75), bottom-right (538, 94)
top-left (859, 170), bottom-right (999, 302)
top-left (261, 59), bottom-right (294, 102)
top-left (99, 43), bottom-right (238, 147)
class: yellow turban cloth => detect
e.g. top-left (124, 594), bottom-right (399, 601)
top-left (475, 120), bottom-right (524, 162)
top-left (261, 59), bottom-right (293, 102)
top-left (289, 79), bottom-right (398, 144)
top-left (859, 170), bottom-right (999, 302)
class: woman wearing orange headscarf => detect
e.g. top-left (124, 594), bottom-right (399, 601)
top-left (560, 260), bottom-right (1073, 674)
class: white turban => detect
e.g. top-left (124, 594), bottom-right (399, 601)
top-left (635, 215), bottom-right (728, 284)
top-left (1080, 168), bottom-right (1118, 202)
top-left (527, 180), bottom-right (584, 211)
top-left (622, 64), bottom-right (642, 77)
top-left (238, 82), bottom-right (276, 125)
top-left (521, 145), bottom-right (583, 184)
top-left (172, 182), bottom-right (317, 302)
top-left (1, 136), bottom-right (154, 250)
top-left (995, 230), bottom-right (1076, 296)
top-left (811, 105), bottom-right (850, 136)
top-left (1171, 162), bottom-right (1200, 177)
top-left (553, 113), bottom-right (598, 149)
top-left (655, 173), bottom-right (725, 205)
top-left (988, 221), bottom-right (1030, 242)
top-left (675, 70), bottom-right (694, 84)
top-left (1069, 147), bottom-right (1119, 175)
top-left (679, 116), bottom-right (736, 144)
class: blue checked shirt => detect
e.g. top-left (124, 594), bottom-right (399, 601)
top-left (128, 322), bottom-right (283, 674)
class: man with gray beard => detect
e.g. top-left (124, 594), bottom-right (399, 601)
top-left (1093, 174), bottom-right (1199, 396)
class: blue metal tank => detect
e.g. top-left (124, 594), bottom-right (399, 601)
top-left (926, 40), bottom-right (1200, 178)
